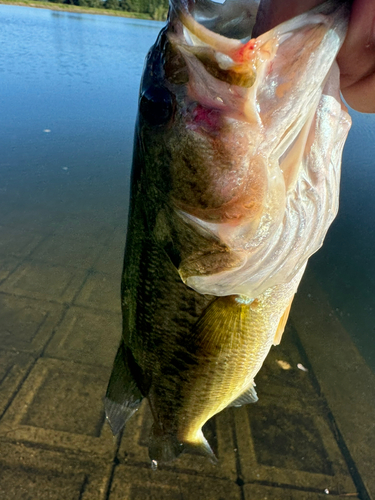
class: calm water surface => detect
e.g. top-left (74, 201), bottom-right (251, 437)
top-left (310, 110), bottom-right (375, 372)
top-left (0, 5), bottom-right (374, 369)
top-left (0, 5), bottom-right (162, 216)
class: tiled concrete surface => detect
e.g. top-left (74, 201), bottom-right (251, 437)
top-left (0, 262), bottom-right (87, 303)
top-left (0, 217), bottom-right (371, 499)
top-left (74, 271), bottom-right (121, 313)
top-left (0, 442), bottom-right (112, 500)
top-left (0, 226), bottom-right (45, 258)
top-left (45, 306), bottom-right (121, 367)
top-left (0, 351), bottom-right (36, 417)
top-left (109, 466), bottom-right (242, 499)
top-left (234, 327), bottom-right (356, 495)
top-left (243, 484), bottom-right (334, 499)
top-left (0, 295), bottom-right (64, 353)
top-left (118, 401), bottom-right (238, 480)
top-left (291, 269), bottom-right (375, 500)
top-left (29, 234), bottom-right (105, 269)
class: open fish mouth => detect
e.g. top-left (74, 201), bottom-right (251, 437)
top-left (166, 0), bottom-right (274, 123)
top-left (177, 0), bottom-right (260, 40)
top-left (171, 0), bottom-right (260, 86)
top-left (165, 0), bottom-right (349, 125)
top-left (156, 0), bottom-right (352, 298)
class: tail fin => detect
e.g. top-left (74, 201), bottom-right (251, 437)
top-left (183, 430), bottom-right (218, 465)
top-left (148, 425), bottom-right (217, 465)
top-left (104, 342), bottom-right (143, 435)
top-left (149, 424), bottom-right (184, 464)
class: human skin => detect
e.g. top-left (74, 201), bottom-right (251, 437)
top-left (253, 0), bottom-right (375, 113)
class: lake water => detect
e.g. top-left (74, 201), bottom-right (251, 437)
top-left (0, 5), bottom-right (374, 498)
top-left (309, 109), bottom-right (375, 372)
top-left (0, 5), bottom-right (162, 207)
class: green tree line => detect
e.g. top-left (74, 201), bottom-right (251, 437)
top-left (47, 0), bottom-right (168, 20)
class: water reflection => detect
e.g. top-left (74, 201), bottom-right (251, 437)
top-left (0, 5), bottom-right (162, 183)
top-left (311, 109), bottom-right (375, 371)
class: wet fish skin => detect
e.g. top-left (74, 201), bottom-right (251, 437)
top-left (105, 0), bottom-right (351, 464)
top-left (110, 191), bottom-right (299, 462)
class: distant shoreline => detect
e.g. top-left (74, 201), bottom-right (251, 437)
top-left (0, 0), bottom-right (155, 19)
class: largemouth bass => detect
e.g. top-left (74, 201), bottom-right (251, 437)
top-left (105, 0), bottom-right (351, 464)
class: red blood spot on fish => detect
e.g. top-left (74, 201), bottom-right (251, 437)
top-left (190, 104), bottom-right (222, 132)
top-left (233, 39), bottom-right (255, 63)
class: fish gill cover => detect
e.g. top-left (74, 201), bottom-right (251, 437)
top-left (105, 0), bottom-right (351, 465)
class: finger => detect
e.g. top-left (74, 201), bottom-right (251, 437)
top-left (253, 0), bottom-right (324, 38)
top-left (341, 72), bottom-right (375, 113)
top-left (337, 0), bottom-right (375, 90)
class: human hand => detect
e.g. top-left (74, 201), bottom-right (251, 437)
top-left (253, 0), bottom-right (375, 113)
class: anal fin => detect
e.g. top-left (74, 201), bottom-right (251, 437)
top-left (229, 383), bottom-right (258, 407)
top-left (273, 296), bottom-right (294, 346)
top-left (104, 342), bottom-right (143, 435)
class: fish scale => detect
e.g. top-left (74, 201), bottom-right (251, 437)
top-left (105, 0), bottom-right (351, 465)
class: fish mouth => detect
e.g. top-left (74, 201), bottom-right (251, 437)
top-left (164, 0), bottom-right (348, 233)
top-left (166, 0), bottom-right (277, 123)
top-left (177, 0), bottom-right (260, 40)
top-left (165, 0), bottom-right (348, 125)
top-left (173, 1), bottom-right (259, 75)
top-left (163, 0), bottom-right (275, 227)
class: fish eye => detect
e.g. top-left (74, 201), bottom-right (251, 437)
top-left (139, 86), bottom-right (174, 126)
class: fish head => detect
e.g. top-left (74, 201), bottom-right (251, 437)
top-left (138, 0), bottom-right (348, 223)
top-left (138, 0), bottom-right (273, 234)
top-left (137, 0), bottom-right (351, 295)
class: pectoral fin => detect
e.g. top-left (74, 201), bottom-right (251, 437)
top-left (192, 295), bottom-right (256, 353)
top-left (273, 296), bottom-right (294, 346)
top-left (104, 342), bottom-right (143, 435)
